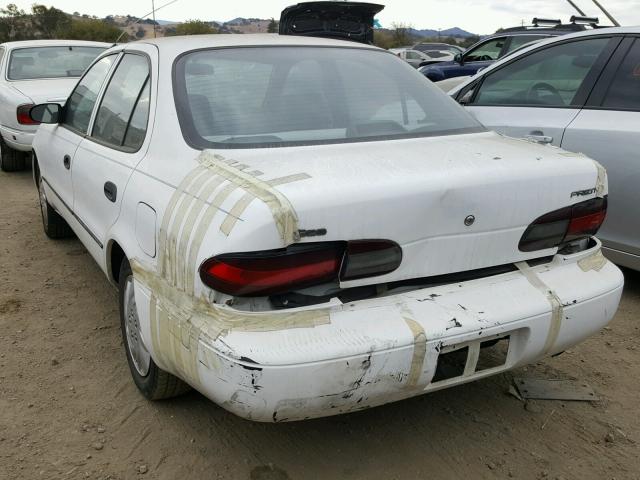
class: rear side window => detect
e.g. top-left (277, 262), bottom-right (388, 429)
top-left (472, 38), bottom-right (609, 107)
top-left (92, 54), bottom-right (150, 150)
top-left (506, 35), bottom-right (548, 53)
top-left (601, 39), bottom-right (640, 111)
top-left (64, 54), bottom-right (117, 134)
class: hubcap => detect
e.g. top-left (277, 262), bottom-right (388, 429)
top-left (38, 177), bottom-right (48, 226)
top-left (124, 276), bottom-right (151, 376)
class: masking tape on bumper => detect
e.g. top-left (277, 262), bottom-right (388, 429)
top-left (516, 261), bottom-right (563, 355)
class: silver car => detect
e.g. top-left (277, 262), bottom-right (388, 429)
top-left (449, 27), bottom-right (640, 271)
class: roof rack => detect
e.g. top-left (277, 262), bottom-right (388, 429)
top-left (532, 18), bottom-right (562, 27)
top-left (570, 15), bottom-right (599, 25)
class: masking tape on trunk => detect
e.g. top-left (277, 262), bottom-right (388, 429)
top-left (220, 173), bottom-right (312, 236)
top-left (198, 151), bottom-right (302, 245)
top-left (593, 160), bottom-right (608, 197)
top-left (516, 262), bottom-right (563, 355)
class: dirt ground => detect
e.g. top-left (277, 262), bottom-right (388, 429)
top-left (1, 168), bottom-right (639, 480)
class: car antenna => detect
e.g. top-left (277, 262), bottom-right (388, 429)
top-left (113, 0), bottom-right (179, 45)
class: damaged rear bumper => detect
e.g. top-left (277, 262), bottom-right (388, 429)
top-left (133, 239), bottom-right (623, 422)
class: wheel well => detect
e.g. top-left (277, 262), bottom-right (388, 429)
top-left (109, 241), bottom-right (126, 285)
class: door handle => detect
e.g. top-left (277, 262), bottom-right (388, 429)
top-left (103, 181), bottom-right (117, 203)
top-left (525, 134), bottom-right (553, 144)
top-left (63, 154), bottom-right (71, 169)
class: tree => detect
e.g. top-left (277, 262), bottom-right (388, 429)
top-left (31, 5), bottom-right (71, 38)
top-left (267, 17), bottom-right (278, 33)
top-left (171, 19), bottom-right (216, 36)
top-left (57, 18), bottom-right (122, 42)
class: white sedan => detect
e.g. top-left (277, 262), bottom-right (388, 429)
top-left (0, 40), bottom-right (109, 171)
top-left (30, 34), bottom-right (622, 422)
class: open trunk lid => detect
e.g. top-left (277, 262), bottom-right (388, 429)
top-left (200, 131), bottom-right (604, 288)
top-left (279, 1), bottom-right (384, 44)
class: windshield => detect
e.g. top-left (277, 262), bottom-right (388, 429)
top-left (174, 46), bottom-right (484, 149)
top-left (8, 46), bottom-right (106, 80)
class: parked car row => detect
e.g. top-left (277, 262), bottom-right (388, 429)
top-left (0, 1), bottom-right (627, 423)
top-left (419, 19), bottom-right (598, 82)
top-left (0, 40), bottom-right (110, 171)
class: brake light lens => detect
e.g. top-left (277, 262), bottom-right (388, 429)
top-left (340, 240), bottom-right (403, 281)
top-left (17, 104), bottom-right (38, 125)
top-left (519, 196), bottom-right (607, 252)
top-left (200, 239), bottom-right (403, 297)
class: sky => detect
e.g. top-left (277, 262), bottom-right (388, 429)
top-left (5, 0), bottom-right (640, 34)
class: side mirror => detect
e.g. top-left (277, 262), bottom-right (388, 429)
top-left (30, 103), bottom-right (62, 124)
top-left (454, 53), bottom-right (463, 64)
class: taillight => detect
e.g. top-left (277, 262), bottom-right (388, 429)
top-left (199, 240), bottom-right (402, 297)
top-left (340, 240), bottom-right (403, 281)
top-left (519, 196), bottom-right (607, 252)
top-left (17, 104), bottom-right (39, 125)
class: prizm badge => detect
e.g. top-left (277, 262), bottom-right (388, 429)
top-left (570, 188), bottom-right (597, 198)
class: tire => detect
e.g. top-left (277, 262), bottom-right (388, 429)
top-left (37, 174), bottom-right (74, 239)
top-left (119, 258), bottom-right (190, 400)
top-left (0, 137), bottom-right (27, 172)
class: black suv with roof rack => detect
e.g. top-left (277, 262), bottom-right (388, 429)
top-left (419, 17), bottom-right (599, 82)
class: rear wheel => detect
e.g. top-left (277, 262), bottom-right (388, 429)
top-left (0, 137), bottom-right (28, 172)
top-left (119, 258), bottom-right (190, 400)
top-left (37, 174), bottom-right (73, 239)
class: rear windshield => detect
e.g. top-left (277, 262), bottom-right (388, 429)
top-left (8, 46), bottom-right (106, 80)
top-left (174, 46), bottom-right (484, 149)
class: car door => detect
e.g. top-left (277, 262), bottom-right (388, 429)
top-left (71, 50), bottom-right (153, 261)
top-left (562, 36), bottom-right (640, 267)
top-left (461, 36), bottom-right (620, 147)
top-left (37, 53), bottom-right (118, 215)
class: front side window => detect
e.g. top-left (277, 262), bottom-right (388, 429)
top-left (472, 38), bottom-right (610, 107)
top-left (8, 46), bottom-right (106, 80)
top-left (174, 47), bottom-right (484, 149)
top-left (92, 54), bottom-right (150, 150)
top-left (464, 38), bottom-right (506, 62)
top-left (601, 39), bottom-right (640, 111)
top-left (64, 54), bottom-right (117, 134)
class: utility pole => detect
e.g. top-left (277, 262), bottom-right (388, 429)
top-left (591, 0), bottom-right (621, 26)
top-left (152, 0), bottom-right (157, 38)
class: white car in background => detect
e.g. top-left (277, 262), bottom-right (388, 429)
top-left (30, 34), bottom-right (622, 422)
top-left (390, 48), bottom-right (455, 68)
top-left (0, 40), bottom-right (109, 171)
top-left (449, 27), bottom-right (640, 271)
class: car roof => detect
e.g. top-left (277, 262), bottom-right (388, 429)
top-left (0, 39), bottom-right (112, 49)
top-left (136, 33), bottom-right (381, 57)
top-left (449, 26), bottom-right (638, 95)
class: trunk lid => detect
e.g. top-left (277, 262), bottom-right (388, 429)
top-left (205, 131), bottom-right (603, 287)
top-left (279, 1), bottom-right (384, 44)
top-left (11, 78), bottom-right (77, 104)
